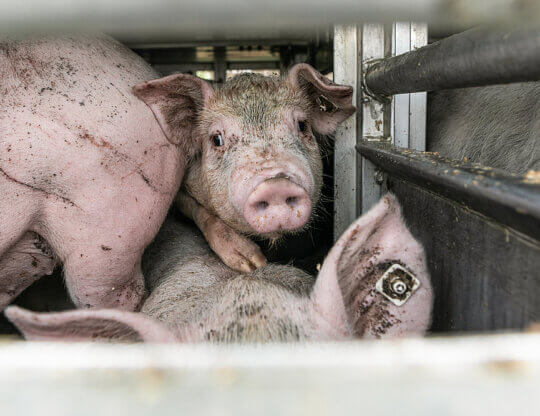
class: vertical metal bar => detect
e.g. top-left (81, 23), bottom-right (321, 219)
top-left (214, 46), bottom-right (227, 83)
top-left (360, 23), bottom-right (387, 214)
top-left (333, 25), bottom-right (359, 240)
top-left (392, 22), bottom-right (411, 148)
top-left (333, 22), bottom-right (426, 234)
top-left (391, 22), bottom-right (428, 150)
top-left (409, 22), bottom-right (428, 151)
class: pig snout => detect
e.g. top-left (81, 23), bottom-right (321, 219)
top-left (243, 177), bottom-right (312, 234)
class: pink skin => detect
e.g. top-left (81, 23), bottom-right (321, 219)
top-left (243, 178), bottom-right (312, 234)
top-left (207, 114), bottom-right (319, 237)
top-left (5, 194), bottom-right (433, 342)
top-left (172, 65), bottom-right (355, 272)
top-left (0, 36), bottom-right (186, 311)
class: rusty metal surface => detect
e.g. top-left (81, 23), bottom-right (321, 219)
top-left (357, 141), bottom-right (540, 241)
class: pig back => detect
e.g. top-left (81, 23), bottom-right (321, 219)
top-left (0, 35), bottom-right (182, 219)
top-left (141, 216), bottom-right (318, 342)
top-left (428, 82), bottom-right (540, 175)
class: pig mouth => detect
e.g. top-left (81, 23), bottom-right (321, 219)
top-left (242, 176), bottom-right (313, 236)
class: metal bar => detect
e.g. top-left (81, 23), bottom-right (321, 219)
top-left (2, 1), bottom-right (540, 43)
top-left (333, 25), bottom-right (359, 240)
top-left (391, 22), bottom-right (411, 148)
top-left (1, 336), bottom-right (540, 415)
top-left (365, 26), bottom-right (540, 96)
top-left (213, 46), bottom-right (227, 83)
top-left (357, 141), bottom-right (540, 241)
top-left (391, 22), bottom-right (428, 151)
top-left (359, 24), bottom-right (389, 214)
top-left (408, 23), bottom-right (428, 151)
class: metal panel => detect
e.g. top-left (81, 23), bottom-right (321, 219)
top-left (359, 24), bottom-right (387, 214)
top-left (391, 22), bottom-right (411, 148)
top-left (0, 336), bottom-right (540, 415)
top-left (1, 1), bottom-right (540, 42)
top-left (333, 25), bottom-right (358, 240)
top-left (390, 178), bottom-right (540, 331)
top-left (334, 22), bottom-right (427, 234)
top-left (357, 141), bottom-right (540, 331)
top-left (391, 22), bottom-right (428, 150)
top-left (357, 141), bottom-right (540, 241)
top-left (409, 23), bottom-right (427, 151)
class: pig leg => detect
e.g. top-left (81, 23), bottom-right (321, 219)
top-left (0, 232), bottom-right (57, 310)
top-left (59, 247), bottom-right (146, 311)
top-left (176, 191), bottom-right (266, 273)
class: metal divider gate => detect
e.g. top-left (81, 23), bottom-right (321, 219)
top-left (334, 24), bottom-right (540, 332)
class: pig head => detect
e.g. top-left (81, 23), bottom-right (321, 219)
top-left (133, 64), bottom-right (355, 272)
top-left (5, 194), bottom-right (432, 342)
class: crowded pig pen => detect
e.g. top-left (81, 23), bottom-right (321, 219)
top-left (0, 0), bottom-right (539, 415)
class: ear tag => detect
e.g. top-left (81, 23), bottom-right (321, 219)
top-left (316, 95), bottom-right (338, 113)
top-left (375, 264), bottom-right (420, 306)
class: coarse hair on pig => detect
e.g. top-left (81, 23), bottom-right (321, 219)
top-left (134, 64), bottom-right (355, 272)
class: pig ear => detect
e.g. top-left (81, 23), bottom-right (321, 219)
top-left (287, 63), bottom-right (356, 135)
top-left (4, 306), bottom-right (177, 343)
top-left (133, 73), bottom-right (214, 156)
top-left (312, 193), bottom-right (432, 338)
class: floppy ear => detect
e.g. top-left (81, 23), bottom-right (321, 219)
top-left (312, 193), bottom-right (432, 338)
top-left (287, 63), bottom-right (356, 135)
top-left (133, 73), bottom-right (214, 157)
top-left (4, 306), bottom-right (177, 343)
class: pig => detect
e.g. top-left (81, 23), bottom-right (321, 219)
top-left (133, 65), bottom-right (355, 273)
top-left (0, 35), bottom-right (214, 311)
top-left (428, 82), bottom-right (540, 175)
top-left (5, 194), bottom-right (433, 342)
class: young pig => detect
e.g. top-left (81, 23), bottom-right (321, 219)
top-left (5, 194), bottom-right (433, 342)
top-left (134, 65), bottom-right (355, 273)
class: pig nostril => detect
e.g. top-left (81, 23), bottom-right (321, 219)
top-left (286, 197), bottom-right (297, 207)
top-left (257, 201), bottom-right (269, 211)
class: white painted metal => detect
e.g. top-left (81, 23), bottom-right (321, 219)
top-left (391, 22), bottom-right (428, 150)
top-left (410, 22), bottom-right (428, 151)
top-left (333, 25), bottom-right (358, 240)
top-left (392, 22), bottom-right (412, 148)
top-left (333, 22), bottom-right (428, 231)
top-left (360, 23), bottom-right (387, 214)
top-left (0, 0), bottom-right (537, 42)
top-left (0, 334), bottom-right (539, 415)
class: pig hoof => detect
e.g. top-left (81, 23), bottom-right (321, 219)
top-left (203, 216), bottom-right (266, 273)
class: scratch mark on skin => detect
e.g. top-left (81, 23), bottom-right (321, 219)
top-left (0, 166), bottom-right (80, 209)
top-left (76, 127), bottom-right (172, 196)
top-left (109, 82), bottom-right (126, 98)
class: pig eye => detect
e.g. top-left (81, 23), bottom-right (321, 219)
top-left (297, 120), bottom-right (307, 133)
top-left (212, 134), bottom-right (224, 147)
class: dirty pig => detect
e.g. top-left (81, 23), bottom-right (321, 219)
top-left (0, 35), bottom-right (212, 311)
top-left (134, 64), bottom-right (356, 273)
top-left (6, 194), bottom-right (433, 343)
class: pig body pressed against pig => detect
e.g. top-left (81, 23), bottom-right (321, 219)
top-left (428, 82), bottom-right (540, 175)
top-left (0, 36), bottom-right (189, 311)
top-left (134, 65), bottom-right (355, 273)
top-left (6, 194), bottom-right (433, 342)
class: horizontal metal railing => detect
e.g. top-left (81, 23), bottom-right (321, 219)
top-left (364, 26), bottom-right (540, 96)
top-left (357, 141), bottom-right (540, 241)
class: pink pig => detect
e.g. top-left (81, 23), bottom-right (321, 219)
top-left (6, 194), bottom-right (433, 342)
top-left (0, 35), bottom-right (210, 311)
